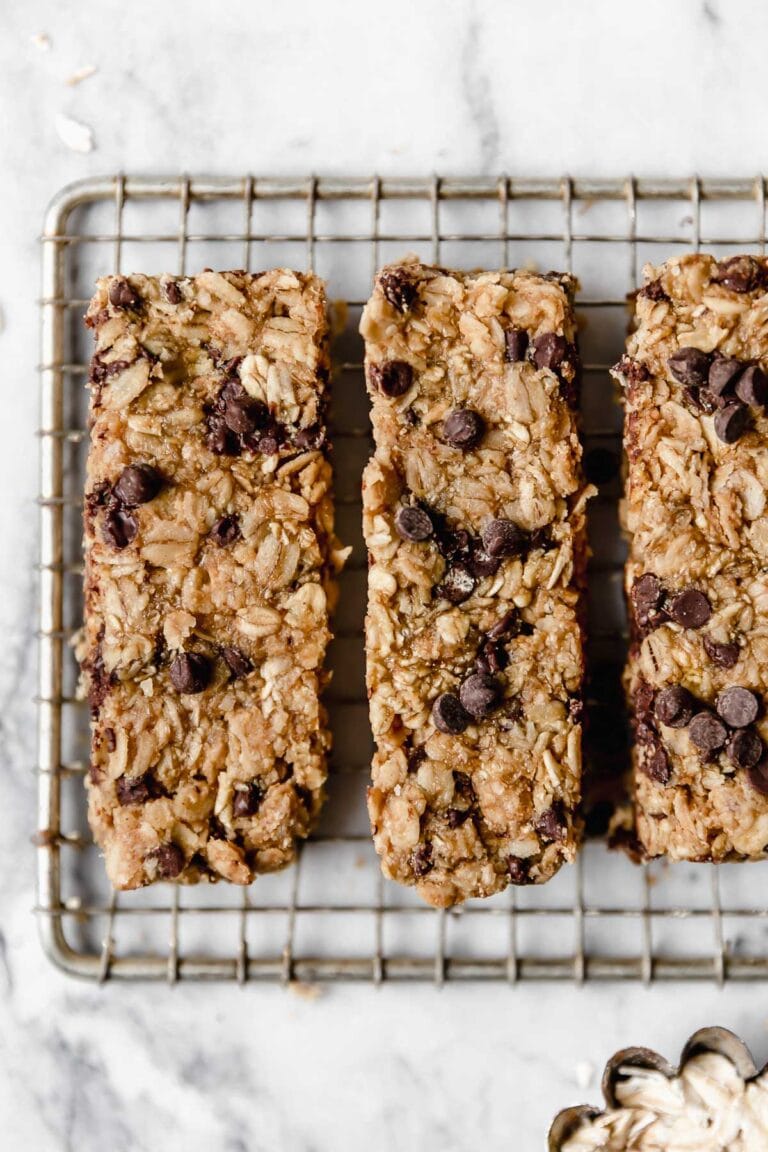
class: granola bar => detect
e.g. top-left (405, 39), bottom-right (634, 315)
top-left (361, 257), bottom-right (592, 906)
top-left (615, 254), bottom-right (768, 861)
top-left (82, 270), bottom-right (346, 889)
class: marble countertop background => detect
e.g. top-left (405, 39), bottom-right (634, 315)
top-left (4, 1), bottom-right (768, 1149)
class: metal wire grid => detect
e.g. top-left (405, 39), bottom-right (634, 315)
top-left (37, 173), bottom-right (768, 984)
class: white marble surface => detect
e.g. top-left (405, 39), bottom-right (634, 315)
top-left (5, 1), bottom-right (768, 1148)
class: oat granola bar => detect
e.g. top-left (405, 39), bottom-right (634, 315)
top-left (83, 270), bottom-right (345, 889)
top-left (615, 254), bottom-right (768, 861)
top-left (361, 257), bottom-right (592, 906)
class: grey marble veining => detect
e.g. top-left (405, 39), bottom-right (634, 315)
top-left (4, 0), bottom-right (768, 1148)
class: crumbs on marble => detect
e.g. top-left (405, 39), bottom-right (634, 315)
top-left (31, 32), bottom-right (51, 52)
top-left (288, 981), bottom-right (324, 1001)
top-left (55, 113), bottom-right (95, 154)
top-left (66, 65), bottom-right (98, 87)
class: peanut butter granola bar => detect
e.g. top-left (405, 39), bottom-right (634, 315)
top-left (82, 270), bottom-right (346, 889)
top-left (361, 257), bottom-right (593, 906)
top-left (615, 254), bottom-right (768, 862)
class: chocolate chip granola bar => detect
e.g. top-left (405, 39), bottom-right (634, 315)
top-left (82, 270), bottom-right (346, 889)
top-left (615, 254), bottom-right (768, 861)
top-left (361, 257), bottom-right (593, 906)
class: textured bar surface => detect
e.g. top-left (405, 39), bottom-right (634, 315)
top-left (617, 254), bottom-right (768, 862)
top-left (361, 257), bottom-right (592, 906)
top-left (82, 270), bottom-right (344, 889)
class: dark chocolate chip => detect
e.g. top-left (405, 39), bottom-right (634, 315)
top-left (164, 280), bottom-right (183, 305)
top-left (233, 782), bottom-right (264, 818)
top-left (507, 856), bottom-right (532, 884)
top-left (668, 589), bottom-right (711, 629)
top-left (467, 548), bottom-right (501, 579)
top-left (205, 412), bottom-right (240, 456)
top-left (689, 710), bottom-right (729, 753)
top-left (504, 328), bottom-right (529, 362)
top-left (655, 685), bottom-right (696, 728)
top-left (584, 447), bottom-right (619, 485)
top-left (379, 268), bottom-right (418, 313)
top-left (443, 408), bottom-right (485, 451)
top-left (716, 685), bottom-right (759, 729)
top-left (642, 742), bottom-right (671, 784)
top-left (728, 727), bottom-right (764, 770)
top-left (708, 356), bottom-right (743, 398)
top-left (638, 278), bottom-right (669, 302)
top-left (747, 759), bottom-right (768, 795)
top-left (631, 573), bottom-right (663, 623)
top-left (667, 347), bottom-right (712, 387)
top-left (117, 773), bottom-right (152, 806)
top-left (108, 277), bottom-right (142, 310)
top-left (436, 563), bottom-right (476, 604)
top-left (703, 635), bottom-right (740, 669)
top-left (169, 652), bottom-right (211, 694)
top-left (102, 507), bottom-right (138, 549)
top-left (294, 423), bottom-right (324, 451)
top-left (221, 646), bottom-right (252, 679)
top-left (714, 401), bottom-right (750, 444)
top-left (481, 518), bottom-right (527, 558)
top-left (712, 255), bottom-right (768, 294)
top-left (459, 673), bottom-right (503, 719)
top-left (223, 398), bottom-right (258, 436)
top-left (113, 463), bottom-right (162, 507)
top-left (432, 692), bottom-right (471, 734)
top-left (209, 514), bottom-right (241, 547)
top-left (487, 609), bottom-right (518, 641)
top-left (735, 364), bottom-right (768, 407)
top-left (436, 527), bottom-right (470, 560)
top-left (369, 360), bottom-right (413, 397)
top-left (395, 506), bottom-right (434, 542)
top-left (218, 379), bottom-right (247, 405)
top-left (445, 807), bottom-right (472, 828)
top-left (532, 332), bottom-right (569, 372)
top-left (475, 638), bottom-right (508, 676)
top-left (535, 801), bottom-right (567, 843)
top-left (147, 842), bottom-right (185, 879)
top-left (409, 843), bottom-right (433, 877)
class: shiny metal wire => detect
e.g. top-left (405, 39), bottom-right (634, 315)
top-left (37, 174), bottom-right (768, 983)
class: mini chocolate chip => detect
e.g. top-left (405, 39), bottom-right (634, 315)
top-left (475, 638), bottom-right (508, 676)
top-left (655, 685), bottom-right (696, 728)
top-left (164, 280), bottom-right (183, 305)
top-left (584, 447), bottom-right (619, 485)
top-left (253, 433), bottom-right (280, 455)
top-left (631, 573), bottom-right (663, 622)
top-left (409, 843), bottom-right (433, 877)
top-left (712, 255), bottom-right (768, 294)
top-left (532, 332), bottom-right (569, 372)
top-left (467, 548), bottom-right (501, 579)
top-left (209, 514), bottom-right (241, 547)
top-left (507, 856), bottom-right (532, 884)
top-left (481, 518), bottom-right (527, 558)
top-left (535, 802), bottom-right (567, 843)
top-left (642, 742), bottom-right (671, 784)
top-left (147, 842), bottom-right (185, 879)
top-left (432, 692), bottom-right (471, 734)
top-left (436, 527), bottom-right (470, 559)
top-left (436, 564), bottom-right (476, 604)
top-left (395, 506), bottom-right (434, 542)
top-left (108, 277), bottom-right (142, 310)
top-left (716, 685), bottom-right (759, 729)
top-left (487, 609), bottom-right (518, 641)
top-left (728, 727), bottom-right (764, 770)
top-left (668, 589), bottom-right (711, 629)
top-left (113, 463), bottom-right (162, 506)
top-left (102, 507), bottom-right (138, 549)
top-left (223, 398), bottom-right (257, 436)
top-left (89, 354), bottom-right (131, 386)
top-left (504, 328), bottom-right (529, 362)
top-left (221, 645), bottom-right (252, 679)
top-left (714, 401), bottom-right (750, 444)
top-left (443, 408), bottom-right (485, 451)
top-left (689, 710), bottom-right (729, 753)
top-left (459, 672), bottom-right (503, 719)
top-left (233, 782), bottom-right (264, 818)
top-left (445, 807), bottom-right (472, 828)
top-left (218, 378), bottom-right (247, 405)
top-left (703, 635), bottom-right (740, 669)
top-left (116, 773), bottom-right (152, 806)
top-left (169, 652), bottom-right (211, 694)
top-left (380, 268), bottom-right (418, 313)
top-left (667, 347), bottom-right (712, 387)
top-left (369, 360), bottom-right (413, 397)
top-left (708, 356), bottom-right (744, 398)
top-left (747, 759), bottom-right (768, 795)
top-left (205, 412), bottom-right (240, 456)
top-left (735, 364), bottom-right (768, 407)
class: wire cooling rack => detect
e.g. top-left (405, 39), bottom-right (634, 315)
top-left (37, 174), bottom-right (768, 984)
